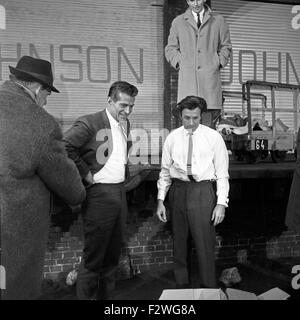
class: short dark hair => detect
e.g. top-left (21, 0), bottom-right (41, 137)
top-left (108, 81), bottom-right (138, 101)
top-left (176, 96), bottom-right (207, 115)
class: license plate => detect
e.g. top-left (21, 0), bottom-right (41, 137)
top-left (255, 139), bottom-right (268, 150)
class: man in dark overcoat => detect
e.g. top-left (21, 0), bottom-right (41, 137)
top-left (0, 56), bottom-right (86, 300)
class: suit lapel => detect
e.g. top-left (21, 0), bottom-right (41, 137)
top-left (101, 109), bottom-right (113, 150)
top-left (201, 6), bottom-right (212, 28)
top-left (184, 9), bottom-right (197, 30)
top-left (95, 109), bottom-right (113, 163)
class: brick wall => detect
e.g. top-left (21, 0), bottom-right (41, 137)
top-left (44, 220), bottom-right (83, 281)
top-left (44, 213), bottom-right (300, 281)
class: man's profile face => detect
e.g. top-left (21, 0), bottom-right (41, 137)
top-left (186, 0), bottom-right (206, 13)
top-left (108, 92), bottom-right (135, 122)
top-left (181, 107), bottom-right (201, 132)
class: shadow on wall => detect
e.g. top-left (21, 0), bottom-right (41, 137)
top-left (215, 177), bottom-right (293, 268)
top-left (217, 177), bottom-right (292, 238)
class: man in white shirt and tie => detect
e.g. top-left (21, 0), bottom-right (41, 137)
top-left (63, 81), bottom-right (138, 300)
top-left (165, 0), bottom-right (232, 129)
top-left (156, 95), bottom-right (229, 288)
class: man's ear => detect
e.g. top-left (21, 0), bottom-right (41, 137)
top-left (177, 105), bottom-right (182, 118)
top-left (178, 110), bottom-right (182, 121)
top-left (27, 81), bottom-right (40, 92)
top-left (173, 104), bottom-right (182, 119)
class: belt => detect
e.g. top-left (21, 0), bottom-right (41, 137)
top-left (87, 181), bottom-right (125, 189)
top-left (172, 178), bottom-right (215, 184)
top-left (93, 181), bottom-right (125, 185)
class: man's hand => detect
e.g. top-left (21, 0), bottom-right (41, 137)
top-left (211, 204), bottom-right (226, 226)
top-left (156, 200), bottom-right (167, 223)
top-left (84, 171), bottom-right (94, 186)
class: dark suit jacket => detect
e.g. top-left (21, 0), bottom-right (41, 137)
top-left (0, 80), bottom-right (86, 300)
top-left (63, 109), bottom-right (132, 182)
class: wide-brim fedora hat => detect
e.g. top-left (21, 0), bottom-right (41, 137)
top-left (9, 55), bottom-right (59, 93)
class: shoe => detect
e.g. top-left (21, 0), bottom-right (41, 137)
top-left (219, 267), bottom-right (242, 287)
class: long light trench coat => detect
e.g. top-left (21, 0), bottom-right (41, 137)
top-left (165, 6), bottom-right (232, 109)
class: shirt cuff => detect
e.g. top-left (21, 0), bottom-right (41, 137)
top-left (217, 197), bottom-right (229, 208)
top-left (157, 190), bottom-right (166, 202)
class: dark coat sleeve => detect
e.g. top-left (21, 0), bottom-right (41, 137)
top-left (125, 119), bottom-right (152, 192)
top-left (63, 118), bottom-right (94, 178)
top-left (285, 170), bottom-right (300, 232)
top-left (285, 128), bottom-right (300, 232)
top-left (295, 129), bottom-right (300, 176)
top-left (36, 119), bottom-right (86, 206)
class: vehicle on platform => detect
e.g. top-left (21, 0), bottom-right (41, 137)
top-left (219, 81), bottom-right (300, 163)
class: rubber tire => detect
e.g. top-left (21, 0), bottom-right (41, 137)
top-left (270, 150), bottom-right (287, 163)
top-left (244, 151), bottom-right (259, 164)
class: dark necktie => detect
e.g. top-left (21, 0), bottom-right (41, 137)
top-left (187, 132), bottom-right (196, 181)
top-left (118, 122), bottom-right (128, 178)
top-left (197, 13), bottom-right (201, 29)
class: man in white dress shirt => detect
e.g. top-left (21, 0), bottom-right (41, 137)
top-left (156, 95), bottom-right (229, 288)
top-left (63, 81), bottom-right (138, 300)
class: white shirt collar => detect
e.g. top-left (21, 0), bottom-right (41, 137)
top-left (106, 108), bottom-right (119, 127)
top-left (15, 81), bottom-right (36, 102)
top-left (191, 8), bottom-right (205, 23)
top-left (183, 124), bottom-right (201, 136)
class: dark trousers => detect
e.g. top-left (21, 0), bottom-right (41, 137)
top-left (169, 179), bottom-right (217, 288)
top-left (201, 109), bottom-right (221, 129)
top-left (76, 183), bottom-right (127, 300)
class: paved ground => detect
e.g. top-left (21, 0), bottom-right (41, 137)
top-left (39, 257), bottom-right (300, 300)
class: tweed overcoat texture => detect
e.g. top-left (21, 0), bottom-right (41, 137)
top-left (0, 80), bottom-right (86, 299)
top-left (165, 6), bottom-right (232, 108)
